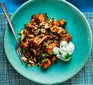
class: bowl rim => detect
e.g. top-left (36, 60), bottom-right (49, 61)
top-left (4, 0), bottom-right (92, 84)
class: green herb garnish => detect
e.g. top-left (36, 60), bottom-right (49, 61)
top-left (65, 53), bottom-right (71, 60)
top-left (45, 13), bottom-right (49, 20)
top-left (38, 27), bottom-right (43, 32)
top-left (24, 24), bottom-right (27, 27)
top-left (49, 29), bottom-right (53, 34)
top-left (18, 38), bottom-right (21, 41)
top-left (52, 51), bottom-right (54, 54)
top-left (38, 26), bottom-right (42, 29)
top-left (18, 32), bottom-right (21, 35)
top-left (59, 51), bottom-right (62, 55)
top-left (22, 48), bottom-right (29, 52)
top-left (42, 58), bottom-right (46, 63)
top-left (41, 53), bottom-right (49, 57)
top-left (46, 44), bottom-right (49, 48)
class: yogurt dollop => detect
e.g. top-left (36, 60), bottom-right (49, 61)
top-left (53, 41), bottom-right (74, 62)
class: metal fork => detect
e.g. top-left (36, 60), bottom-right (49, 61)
top-left (0, 2), bottom-right (24, 63)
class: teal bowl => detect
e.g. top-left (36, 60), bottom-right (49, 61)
top-left (4, 0), bottom-right (92, 84)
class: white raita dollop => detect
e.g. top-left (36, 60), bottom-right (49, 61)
top-left (53, 41), bottom-right (74, 62)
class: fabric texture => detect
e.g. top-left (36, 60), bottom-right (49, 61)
top-left (0, 13), bottom-right (93, 85)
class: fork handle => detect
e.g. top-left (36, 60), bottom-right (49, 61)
top-left (0, 2), bottom-right (18, 43)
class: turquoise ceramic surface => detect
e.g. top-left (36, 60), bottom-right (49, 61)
top-left (4, 0), bottom-right (92, 84)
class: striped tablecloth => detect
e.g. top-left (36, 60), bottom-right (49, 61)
top-left (0, 13), bottom-right (93, 85)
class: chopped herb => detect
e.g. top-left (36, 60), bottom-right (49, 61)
top-left (41, 53), bottom-right (49, 57)
top-left (42, 58), bottom-right (46, 63)
top-left (59, 51), bottom-right (62, 55)
top-left (22, 37), bottom-right (26, 42)
top-left (38, 26), bottom-right (42, 29)
top-left (45, 13), bottom-right (49, 20)
top-left (52, 51), bottom-right (54, 54)
top-left (38, 27), bottom-right (43, 32)
top-left (46, 44), bottom-right (49, 48)
top-left (25, 61), bottom-right (29, 66)
top-left (22, 48), bottom-right (29, 52)
top-left (18, 32), bottom-right (21, 35)
top-left (49, 29), bottom-right (53, 34)
top-left (65, 53), bottom-right (71, 59)
top-left (52, 18), bottom-right (54, 20)
top-left (24, 24), bottom-right (27, 27)
top-left (54, 59), bottom-right (58, 64)
top-left (18, 38), bottom-right (21, 41)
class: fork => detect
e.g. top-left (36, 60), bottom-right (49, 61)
top-left (0, 2), bottom-right (24, 63)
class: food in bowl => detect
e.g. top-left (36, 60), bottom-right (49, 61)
top-left (18, 13), bottom-right (74, 69)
